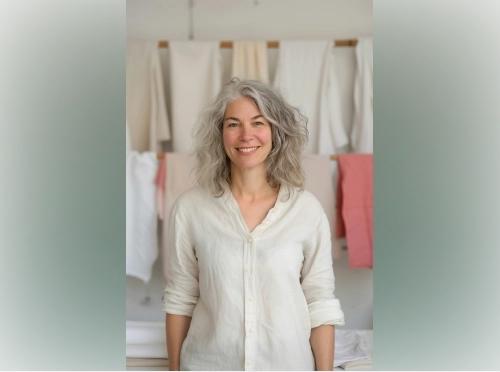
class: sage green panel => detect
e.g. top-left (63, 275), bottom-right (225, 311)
top-left (0, 0), bottom-right (126, 369)
top-left (374, 0), bottom-right (500, 370)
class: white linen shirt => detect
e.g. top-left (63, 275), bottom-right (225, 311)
top-left (163, 185), bottom-right (345, 371)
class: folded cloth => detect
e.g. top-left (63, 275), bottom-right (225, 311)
top-left (302, 154), bottom-right (342, 259)
top-left (340, 359), bottom-right (373, 371)
top-left (336, 154), bottom-right (373, 268)
top-left (126, 344), bottom-right (168, 359)
top-left (126, 358), bottom-right (169, 367)
top-left (126, 41), bottom-right (170, 152)
top-left (231, 41), bottom-right (269, 83)
top-left (126, 321), bottom-right (166, 345)
top-left (126, 151), bottom-right (159, 283)
top-left (334, 330), bottom-right (372, 367)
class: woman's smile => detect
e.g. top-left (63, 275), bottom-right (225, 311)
top-left (223, 97), bottom-right (272, 170)
top-left (236, 146), bottom-right (260, 154)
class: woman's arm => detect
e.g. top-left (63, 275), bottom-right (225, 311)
top-left (166, 313), bottom-right (192, 371)
top-left (310, 324), bottom-right (335, 371)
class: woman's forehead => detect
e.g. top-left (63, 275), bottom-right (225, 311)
top-left (224, 97), bottom-right (263, 118)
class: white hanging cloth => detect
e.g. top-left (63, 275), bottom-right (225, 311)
top-left (273, 40), bottom-right (348, 155)
top-left (126, 151), bottom-right (159, 283)
top-left (351, 37), bottom-right (373, 153)
top-left (231, 41), bottom-right (269, 84)
top-left (126, 42), bottom-right (170, 152)
top-left (169, 41), bottom-right (223, 153)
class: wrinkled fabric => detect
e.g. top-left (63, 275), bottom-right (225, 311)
top-left (302, 154), bottom-right (343, 259)
top-left (231, 41), bottom-right (269, 84)
top-left (274, 40), bottom-right (348, 155)
top-left (159, 153), bottom-right (197, 282)
top-left (126, 42), bottom-right (170, 152)
top-left (163, 186), bottom-right (344, 371)
top-left (336, 154), bottom-right (373, 268)
top-left (351, 37), bottom-right (373, 153)
top-left (169, 41), bottom-right (222, 153)
top-left (126, 151), bottom-right (159, 283)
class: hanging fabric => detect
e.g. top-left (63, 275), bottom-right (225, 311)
top-left (231, 41), bottom-right (270, 84)
top-left (302, 154), bottom-right (343, 260)
top-left (126, 151), bottom-right (159, 283)
top-left (169, 41), bottom-right (223, 153)
top-left (126, 42), bottom-right (171, 152)
top-left (336, 154), bottom-right (373, 268)
top-left (351, 37), bottom-right (373, 153)
top-left (273, 40), bottom-right (348, 155)
top-left (126, 119), bottom-right (132, 156)
top-left (159, 153), bottom-right (197, 282)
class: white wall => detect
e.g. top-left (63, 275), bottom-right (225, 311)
top-left (126, 0), bottom-right (373, 330)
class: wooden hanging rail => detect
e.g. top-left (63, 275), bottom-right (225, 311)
top-left (158, 40), bottom-right (357, 48)
top-left (157, 153), bottom-right (338, 161)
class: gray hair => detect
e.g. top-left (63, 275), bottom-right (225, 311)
top-left (192, 78), bottom-right (308, 200)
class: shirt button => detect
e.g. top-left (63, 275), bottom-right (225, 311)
top-left (248, 296), bottom-right (254, 302)
top-left (246, 361), bottom-right (251, 366)
top-left (246, 267), bottom-right (251, 273)
top-left (271, 208), bottom-right (276, 214)
top-left (247, 237), bottom-right (252, 243)
top-left (249, 328), bottom-right (254, 334)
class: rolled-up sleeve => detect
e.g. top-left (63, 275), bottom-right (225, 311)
top-left (162, 203), bottom-right (199, 317)
top-left (301, 212), bottom-right (345, 328)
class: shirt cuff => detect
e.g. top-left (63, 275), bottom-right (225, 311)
top-left (163, 286), bottom-right (198, 317)
top-left (308, 299), bottom-right (345, 328)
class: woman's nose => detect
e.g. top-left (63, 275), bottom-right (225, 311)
top-left (239, 125), bottom-right (253, 140)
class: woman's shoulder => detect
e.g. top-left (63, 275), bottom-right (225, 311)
top-left (173, 186), bottom-right (211, 208)
top-left (172, 185), bottom-right (229, 214)
top-left (286, 189), bottom-right (329, 229)
top-left (289, 188), bottom-right (323, 210)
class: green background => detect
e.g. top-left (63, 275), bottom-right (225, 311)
top-left (1, 0), bottom-right (500, 369)
top-left (0, 0), bottom-right (125, 369)
top-left (374, 0), bottom-right (500, 370)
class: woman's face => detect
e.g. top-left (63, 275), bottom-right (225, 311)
top-left (222, 97), bottom-right (273, 171)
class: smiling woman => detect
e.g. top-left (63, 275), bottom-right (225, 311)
top-left (163, 78), bottom-right (345, 371)
top-left (192, 78), bottom-right (309, 200)
top-left (223, 97), bottom-right (273, 170)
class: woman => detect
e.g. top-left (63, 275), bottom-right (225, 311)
top-left (163, 78), bottom-right (344, 371)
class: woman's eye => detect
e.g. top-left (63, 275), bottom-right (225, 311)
top-left (228, 123), bottom-right (238, 127)
top-left (254, 122), bottom-right (264, 126)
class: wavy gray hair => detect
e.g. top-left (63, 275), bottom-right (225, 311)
top-left (192, 78), bottom-right (308, 200)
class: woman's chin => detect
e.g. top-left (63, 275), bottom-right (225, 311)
top-left (231, 159), bottom-right (265, 171)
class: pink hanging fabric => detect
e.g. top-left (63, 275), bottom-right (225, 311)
top-left (336, 154), bottom-right (373, 268)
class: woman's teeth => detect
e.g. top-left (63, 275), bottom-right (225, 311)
top-left (238, 147), bottom-right (258, 153)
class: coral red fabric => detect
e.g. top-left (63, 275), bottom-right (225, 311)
top-left (336, 154), bottom-right (373, 268)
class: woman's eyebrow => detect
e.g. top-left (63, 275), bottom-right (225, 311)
top-left (223, 115), bottom-right (264, 121)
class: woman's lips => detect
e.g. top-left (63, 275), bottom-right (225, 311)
top-left (237, 146), bottom-right (259, 155)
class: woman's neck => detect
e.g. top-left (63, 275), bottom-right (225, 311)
top-left (229, 164), bottom-right (277, 202)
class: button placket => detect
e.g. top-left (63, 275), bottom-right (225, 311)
top-left (244, 235), bottom-right (255, 370)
